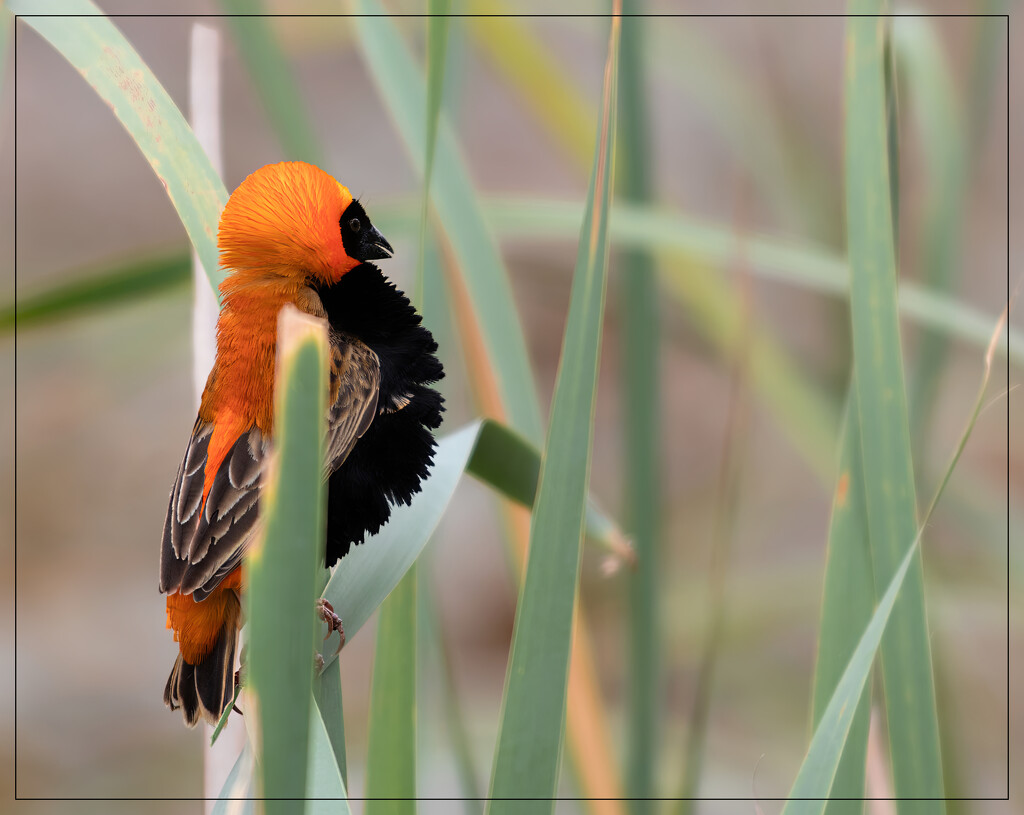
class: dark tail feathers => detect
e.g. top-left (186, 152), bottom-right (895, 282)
top-left (163, 623), bottom-right (237, 728)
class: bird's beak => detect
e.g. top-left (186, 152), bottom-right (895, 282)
top-left (360, 224), bottom-right (394, 261)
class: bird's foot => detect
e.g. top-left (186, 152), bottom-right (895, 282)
top-left (315, 598), bottom-right (346, 654)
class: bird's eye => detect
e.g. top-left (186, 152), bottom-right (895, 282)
top-left (349, 218), bottom-right (361, 233)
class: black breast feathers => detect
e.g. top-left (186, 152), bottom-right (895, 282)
top-left (315, 263), bottom-right (444, 565)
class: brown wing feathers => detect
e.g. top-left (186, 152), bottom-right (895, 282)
top-left (160, 334), bottom-right (380, 603)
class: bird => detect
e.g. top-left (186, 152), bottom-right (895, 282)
top-left (159, 161), bottom-right (444, 727)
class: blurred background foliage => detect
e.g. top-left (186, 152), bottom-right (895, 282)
top-left (3, 1), bottom-right (1015, 811)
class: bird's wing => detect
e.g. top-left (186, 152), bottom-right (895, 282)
top-left (160, 335), bottom-right (381, 601)
top-left (159, 418), bottom-right (266, 601)
top-left (325, 332), bottom-right (380, 475)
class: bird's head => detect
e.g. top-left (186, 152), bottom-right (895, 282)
top-left (217, 162), bottom-right (393, 286)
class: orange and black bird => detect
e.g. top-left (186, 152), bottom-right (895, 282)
top-left (159, 162), bottom-right (444, 727)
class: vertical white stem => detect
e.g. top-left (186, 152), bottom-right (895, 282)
top-left (190, 22), bottom-right (222, 403)
top-left (866, 706), bottom-right (897, 815)
top-left (189, 22), bottom-right (245, 809)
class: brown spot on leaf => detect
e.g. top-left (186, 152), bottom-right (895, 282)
top-left (836, 472), bottom-right (850, 508)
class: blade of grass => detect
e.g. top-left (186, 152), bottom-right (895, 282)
top-left (784, 536), bottom-right (920, 815)
top-left (352, 0), bottom-right (543, 443)
top-left (363, 5), bottom-right (451, 807)
top-left (313, 657), bottom-right (348, 791)
top-left (477, 197), bottom-right (1019, 366)
top-left (307, 703), bottom-right (352, 812)
top-left (884, 25), bottom-right (900, 248)
top-left (463, 0), bottom-right (595, 175)
top-left (845, 5), bottom-right (943, 802)
top-left (809, 398), bottom-right (875, 814)
top-left (966, 2), bottom-right (1007, 153)
top-left (676, 233), bottom-right (753, 812)
top-left (216, 0), bottom-right (324, 166)
top-left (17, 195), bottom-right (1017, 369)
top-left (422, 0), bottom-right (450, 224)
top-left (617, 10), bottom-right (660, 810)
top-left (467, 420), bottom-right (633, 565)
top-left (12, 0), bottom-right (227, 292)
top-left (353, 11), bottom-right (625, 806)
top-left (420, 569), bottom-right (484, 811)
top-left (446, 255), bottom-right (625, 812)
top-left (468, 7), bottom-right (835, 241)
top-left (782, 300), bottom-right (1008, 815)
top-left (247, 306), bottom-right (328, 810)
top-left (2, 251), bottom-right (190, 332)
top-left (896, 15), bottom-right (969, 462)
top-left (365, 564), bottom-right (418, 810)
top-left (487, 10), bottom-right (620, 809)
top-left (662, 252), bottom-right (837, 481)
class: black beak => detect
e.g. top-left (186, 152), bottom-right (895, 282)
top-left (359, 224), bottom-right (394, 261)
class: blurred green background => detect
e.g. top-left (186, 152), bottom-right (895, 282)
top-left (3, 2), bottom-right (1016, 812)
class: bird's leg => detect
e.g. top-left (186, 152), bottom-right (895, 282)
top-left (232, 642), bottom-right (247, 714)
top-left (315, 598), bottom-right (346, 654)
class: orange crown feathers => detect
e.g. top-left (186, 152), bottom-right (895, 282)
top-left (218, 162), bottom-right (358, 284)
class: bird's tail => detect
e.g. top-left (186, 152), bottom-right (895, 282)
top-left (163, 622), bottom-right (238, 728)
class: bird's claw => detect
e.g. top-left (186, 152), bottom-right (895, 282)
top-left (315, 598), bottom-right (346, 654)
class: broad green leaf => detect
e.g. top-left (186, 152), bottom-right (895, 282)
top-left (810, 400), bottom-right (874, 814)
top-left (365, 565), bottom-right (418, 811)
top-left (247, 309), bottom-right (328, 809)
top-left (217, 1), bottom-right (325, 166)
top-left (313, 657), bottom-right (348, 790)
top-left (487, 13), bottom-right (620, 810)
top-left (319, 420), bottom-right (483, 664)
top-left (306, 703), bottom-right (352, 813)
top-left (12, 0), bottom-right (228, 293)
top-left (351, 0), bottom-right (544, 443)
top-left (617, 10), bottom-right (660, 811)
top-left (2, 251), bottom-right (190, 332)
top-left (845, 5), bottom-right (944, 803)
top-left (213, 743), bottom-right (255, 814)
top-left (465, 421), bottom-right (541, 506)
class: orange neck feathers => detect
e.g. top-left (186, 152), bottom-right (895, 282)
top-left (200, 162), bottom-right (358, 436)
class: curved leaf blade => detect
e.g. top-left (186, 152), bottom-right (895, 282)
top-left (12, 0), bottom-right (228, 292)
top-left (319, 420), bottom-right (483, 661)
